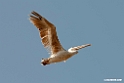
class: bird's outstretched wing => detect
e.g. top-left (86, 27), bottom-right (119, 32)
top-left (69, 44), bottom-right (91, 51)
top-left (29, 11), bottom-right (65, 55)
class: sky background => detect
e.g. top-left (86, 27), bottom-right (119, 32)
top-left (0, 0), bottom-right (124, 83)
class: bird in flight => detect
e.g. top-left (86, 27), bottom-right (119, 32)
top-left (29, 11), bottom-right (91, 66)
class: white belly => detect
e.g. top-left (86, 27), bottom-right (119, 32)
top-left (49, 51), bottom-right (76, 64)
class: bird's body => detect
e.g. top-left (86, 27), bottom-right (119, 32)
top-left (45, 50), bottom-right (76, 64)
top-left (29, 11), bottom-right (91, 66)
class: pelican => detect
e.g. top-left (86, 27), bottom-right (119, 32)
top-left (29, 11), bottom-right (91, 66)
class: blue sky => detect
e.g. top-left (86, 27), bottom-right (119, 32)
top-left (0, 0), bottom-right (124, 83)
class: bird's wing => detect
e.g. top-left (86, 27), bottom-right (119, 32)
top-left (70, 44), bottom-right (91, 51)
top-left (29, 11), bottom-right (65, 55)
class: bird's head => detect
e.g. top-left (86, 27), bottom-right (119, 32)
top-left (41, 58), bottom-right (50, 66)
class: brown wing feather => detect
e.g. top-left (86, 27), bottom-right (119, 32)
top-left (29, 11), bottom-right (65, 55)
